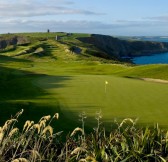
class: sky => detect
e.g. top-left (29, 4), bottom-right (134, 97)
top-left (1, 0), bottom-right (168, 36)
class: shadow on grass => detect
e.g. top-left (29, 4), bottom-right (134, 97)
top-left (30, 42), bottom-right (58, 60)
top-left (0, 54), bottom-right (32, 63)
top-left (0, 100), bottom-right (82, 134)
top-left (0, 101), bottom-right (80, 133)
top-left (0, 66), bottom-right (45, 100)
top-left (0, 65), bottom-right (124, 133)
top-left (0, 65), bottom-right (80, 133)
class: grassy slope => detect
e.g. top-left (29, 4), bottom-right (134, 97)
top-left (1, 32), bottom-right (168, 131)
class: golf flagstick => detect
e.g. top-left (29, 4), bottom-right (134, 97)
top-left (105, 81), bottom-right (108, 93)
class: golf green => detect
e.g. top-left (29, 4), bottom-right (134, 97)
top-left (35, 74), bottom-right (168, 127)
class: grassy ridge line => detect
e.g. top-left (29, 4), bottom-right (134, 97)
top-left (72, 63), bottom-right (168, 80)
top-left (1, 32), bottom-right (119, 64)
top-left (0, 32), bottom-right (90, 42)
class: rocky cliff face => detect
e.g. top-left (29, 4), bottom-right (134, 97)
top-left (78, 34), bottom-right (168, 58)
top-left (0, 36), bottom-right (30, 49)
top-left (0, 37), bottom-right (17, 49)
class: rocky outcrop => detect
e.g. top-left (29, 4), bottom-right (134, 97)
top-left (0, 37), bottom-right (17, 49)
top-left (78, 34), bottom-right (168, 59)
top-left (69, 46), bottom-right (82, 54)
top-left (0, 36), bottom-right (30, 49)
top-left (16, 36), bottom-right (30, 45)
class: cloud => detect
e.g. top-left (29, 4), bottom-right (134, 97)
top-left (144, 15), bottom-right (168, 22)
top-left (0, 19), bottom-right (158, 35)
top-left (0, 19), bottom-right (120, 35)
top-left (113, 18), bottom-right (168, 28)
top-left (0, 17), bottom-right (168, 36)
top-left (0, 0), bottom-right (103, 17)
top-left (109, 19), bottom-right (168, 36)
top-left (0, 19), bottom-right (112, 31)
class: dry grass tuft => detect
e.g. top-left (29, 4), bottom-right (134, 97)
top-left (39, 115), bottom-right (51, 122)
top-left (42, 125), bottom-right (53, 136)
top-left (39, 119), bottom-right (46, 129)
top-left (3, 119), bottom-right (17, 131)
top-left (30, 149), bottom-right (41, 161)
top-left (33, 124), bottom-right (41, 134)
top-left (71, 127), bottom-right (84, 136)
top-left (8, 128), bottom-right (19, 137)
top-left (119, 118), bottom-right (135, 128)
top-left (15, 109), bottom-right (24, 118)
top-left (1, 110), bottom-right (168, 162)
top-left (0, 127), bottom-right (4, 143)
top-left (53, 113), bottom-right (59, 120)
top-left (11, 158), bottom-right (29, 162)
top-left (71, 147), bottom-right (87, 155)
top-left (23, 120), bottom-right (34, 132)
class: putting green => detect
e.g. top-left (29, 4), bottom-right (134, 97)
top-left (35, 74), bottom-right (168, 127)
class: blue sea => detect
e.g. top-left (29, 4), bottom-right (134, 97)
top-left (132, 52), bottom-right (168, 65)
top-left (131, 37), bottom-right (168, 65)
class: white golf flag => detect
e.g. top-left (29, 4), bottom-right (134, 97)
top-left (105, 81), bottom-right (108, 85)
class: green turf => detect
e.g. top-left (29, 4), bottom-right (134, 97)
top-left (1, 32), bottom-right (168, 132)
top-left (35, 74), bottom-right (168, 128)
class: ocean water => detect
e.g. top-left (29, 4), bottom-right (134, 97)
top-left (132, 37), bottom-right (168, 65)
top-left (132, 52), bottom-right (168, 65)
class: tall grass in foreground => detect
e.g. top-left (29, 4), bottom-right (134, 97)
top-left (0, 110), bottom-right (168, 161)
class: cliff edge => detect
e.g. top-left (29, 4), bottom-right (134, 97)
top-left (78, 34), bottom-right (168, 58)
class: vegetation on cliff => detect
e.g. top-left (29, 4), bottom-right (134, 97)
top-left (1, 32), bottom-right (168, 62)
top-left (78, 34), bottom-right (168, 58)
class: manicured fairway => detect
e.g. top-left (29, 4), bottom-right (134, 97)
top-left (1, 34), bottom-right (168, 131)
top-left (1, 60), bottom-right (168, 131)
top-left (35, 74), bottom-right (168, 127)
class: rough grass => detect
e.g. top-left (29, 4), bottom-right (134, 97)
top-left (1, 111), bottom-right (168, 162)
